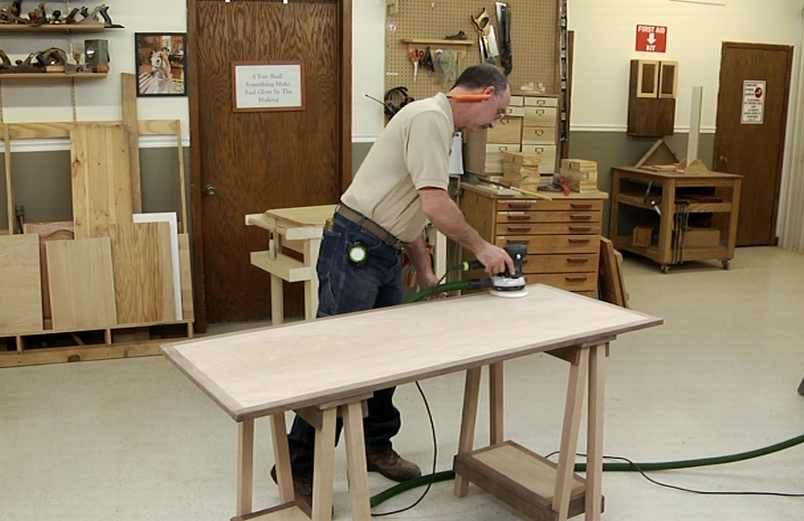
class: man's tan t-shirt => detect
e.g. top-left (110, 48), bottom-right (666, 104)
top-left (341, 93), bottom-right (454, 243)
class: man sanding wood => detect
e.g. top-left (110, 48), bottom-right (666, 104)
top-left (273, 63), bottom-right (516, 508)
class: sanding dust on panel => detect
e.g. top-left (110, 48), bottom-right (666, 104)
top-left (70, 124), bottom-right (134, 239)
top-left (385, 1), bottom-right (560, 102)
top-left (46, 237), bottom-right (117, 330)
top-left (178, 233), bottom-right (194, 321)
top-left (108, 222), bottom-right (175, 324)
top-left (0, 234), bottom-right (42, 334)
top-left (24, 222), bottom-right (75, 327)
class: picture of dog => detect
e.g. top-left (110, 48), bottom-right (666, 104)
top-left (135, 33), bottom-right (187, 97)
top-left (139, 48), bottom-right (172, 94)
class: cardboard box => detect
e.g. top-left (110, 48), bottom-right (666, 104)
top-left (684, 228), bottom-right (720, 248)
top-left (632, 226), bottom-right (653, 247)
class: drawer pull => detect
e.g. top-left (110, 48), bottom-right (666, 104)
top-left (569, 214), bottom-right (592, 221)
top-left (570, 203), bottom-right (593, 210)
top-left (507, 226), bottom-right (532, 232)
top-left (565, 275), bottom-right (588, 282)
top-left (568, 238), bottom-right (591, 244)
top-left (566, 257), bottom-right (589, 264)
top-left (569, 226), bottom-right (592, 232)
top-left (508, 214), bottom-right (532, 221)
top-left (507, 202), bottom-right (534, 210)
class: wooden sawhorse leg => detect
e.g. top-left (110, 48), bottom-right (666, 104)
top-left (453, 343), bottom-right (610, 521)
top-left (552, 341), bottom-right (609, 521)
top-left (233, 395), bottom-right (372, 521)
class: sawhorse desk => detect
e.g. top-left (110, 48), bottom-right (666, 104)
top-left (162, 285), bottom-right (661, 521)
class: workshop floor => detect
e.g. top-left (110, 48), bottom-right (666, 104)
top-left (2, 246), bottom-right (804, 521)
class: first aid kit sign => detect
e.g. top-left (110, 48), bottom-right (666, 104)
top-left (636, 25), bottom-right (667, 53)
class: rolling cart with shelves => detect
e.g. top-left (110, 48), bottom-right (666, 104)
top-left (609, 167), bottom-right (742, 273)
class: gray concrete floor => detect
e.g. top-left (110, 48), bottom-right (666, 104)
top-left (2, 246), bottom-right (804, 520)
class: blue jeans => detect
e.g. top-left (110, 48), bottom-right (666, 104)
top-left (288, 212), bottom-right (405, 476)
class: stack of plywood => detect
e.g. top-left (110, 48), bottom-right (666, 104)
top-left (2, 122), bottom-right (186, 335)
top-left (560, 159), bottom-right (599, 192)
top-left (502, 151), bottom-right (542, 190)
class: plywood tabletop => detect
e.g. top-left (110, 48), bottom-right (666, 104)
top-left (162, 285), bottom-right (662, 421)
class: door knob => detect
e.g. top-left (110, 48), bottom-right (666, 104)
top-left (205, 184), bottom-right (217, 196)
top-left (719, 155), bottom-right (729, 164)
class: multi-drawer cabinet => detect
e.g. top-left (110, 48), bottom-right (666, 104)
top-left (459, 183), bottom-right (608, 297)
top-left (464, 94), bottom-right (559, 176)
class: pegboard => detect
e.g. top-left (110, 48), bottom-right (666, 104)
top-left (384, 1), bottom-right (561, 103)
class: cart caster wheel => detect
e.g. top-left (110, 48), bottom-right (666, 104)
top-left (722, 260), bottom-right (730, 270)
top-left (661, 264), bottom-right (670, 274)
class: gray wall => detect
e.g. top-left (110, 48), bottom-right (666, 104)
top-left (1, 147), bottom-right (190, 232)
top-left (1, 132), bottom-right (712, 234)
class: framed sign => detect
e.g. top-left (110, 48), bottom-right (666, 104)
top-left (135, 33), bottom-right (188, 97)
top-left (741, 80), bottom-right (766, 124)
top-left (232, 61), bottom-right (306, 112)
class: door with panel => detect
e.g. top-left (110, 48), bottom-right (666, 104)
top-left (713, 42), bottom-right (792, 246)
top-left (188, 0), bottom-right (351, 326)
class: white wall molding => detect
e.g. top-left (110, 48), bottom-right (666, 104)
top-left (7, 135), bottom-right (190, 153)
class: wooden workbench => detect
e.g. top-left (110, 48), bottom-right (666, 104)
top-left (609, 167), bottom-right (742, 273)
top-left (245, 205), bottom-right (336, 323)
top-left (162, 285), bottom-right (662, 521)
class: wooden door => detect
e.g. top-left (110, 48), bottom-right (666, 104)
top-left (188, 0), bottom-right (352, 327)
top-left (713, 42), bottom-right (792, 246)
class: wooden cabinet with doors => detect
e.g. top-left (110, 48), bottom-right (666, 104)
top-left (459, 183), bottom-right (607, 297)
top-left (609, 167), bottom-right (742, 273)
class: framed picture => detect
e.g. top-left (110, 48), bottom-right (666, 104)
top-left (135, 33), bottom-right (187, 97)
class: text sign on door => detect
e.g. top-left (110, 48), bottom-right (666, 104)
top-left (636, 25), bottom-right (667, 53)
top-left (741, 80), bottom-right (766, 124)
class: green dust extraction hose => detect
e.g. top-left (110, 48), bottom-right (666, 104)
top-left (370, 421), bottom-right (804, 507)
top-left (402, 279), bottom-right (474, 304)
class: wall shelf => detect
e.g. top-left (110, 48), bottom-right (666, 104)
top-left (400, 38), bottom-right (474, 46)
top-left (0, 72), bottom-right (107, 79)
top-left (0, 24), bottom-right (121, 33)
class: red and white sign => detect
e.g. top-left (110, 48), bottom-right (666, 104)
top-left (636, 24), bottom-right (667, 53)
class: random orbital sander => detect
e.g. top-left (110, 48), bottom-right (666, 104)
top-left (462, 243), bottom-right (528, 298)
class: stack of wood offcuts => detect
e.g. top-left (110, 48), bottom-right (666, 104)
top-left (0, 123), bottom-right (192, 340)
top-left (559, 159), bottom-right (599, 192)
top-left (502, 151), bottom-right (543, 190)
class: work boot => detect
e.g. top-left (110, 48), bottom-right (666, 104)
top-left (270, 465), bottom-right (313, 516)
top-left (366, 447), bottom-right (421, 482)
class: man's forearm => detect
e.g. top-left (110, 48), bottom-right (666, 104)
top-left (405, 235), bottom-right (432, 275)
top-left (419, 189), bottom-right (486, 255)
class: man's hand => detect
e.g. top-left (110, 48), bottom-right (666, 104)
top-left (475, 243), bottom-right (515, 275)
top-left (416, 269), bottom-right (446, 300)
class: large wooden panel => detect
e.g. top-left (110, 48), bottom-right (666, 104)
top-left (108, 222), bottom-right (175, 324)
top-left (24, 222), bottom-right (74, 326)
top-left (70, 124), bottom-right (134, 239)
top-left (0, 234), bottom-right (42, 334)
top-left (46, 238), bottom-right (117, 330)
